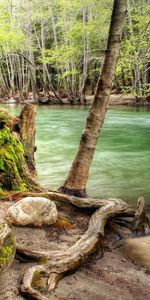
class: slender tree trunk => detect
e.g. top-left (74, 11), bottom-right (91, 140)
top-left (5, 55), bottom-right (11, 92)
top-left (0, 65), bottom-right (9, 96)
top-left (59, 0), bottom-right (127, 197)
top-left (50, 8), bottom-right (61, 93)
top-left (40, 18), bottom-right (47, 91)
top-left (80, 7), bottom-right (89, 104)
top-left (144, 62), bottom-right (150, 101)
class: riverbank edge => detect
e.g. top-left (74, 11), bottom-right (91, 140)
top-left (0, 94), bottom-right (150, 106)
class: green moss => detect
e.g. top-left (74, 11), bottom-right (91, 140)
top-left (0, 125), bottom-right (29, 192)
top-left (32, 270), bottom-right (45, 291)
top-left (0, 109), bottom-right (40, 193)
top-left (39, 256), bottom-right (48, 264)
top-left (0, 187), bottom-right (4, 195)
top-left (0, 232), bottom-right (16, 272)
top-left (0, 113), bottom-right (8, 128)
top-left (0, 246), bottom-right (13, 266)
top-left (0, 223), bottom-right (4, 230)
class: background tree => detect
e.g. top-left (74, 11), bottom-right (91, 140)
top-left (116, 0), bottom-right (150, 100)
top-left (0, 0), bottom-right (149, 102)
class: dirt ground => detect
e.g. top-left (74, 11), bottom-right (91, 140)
top-left (0, 199), bottom-right (150, 300)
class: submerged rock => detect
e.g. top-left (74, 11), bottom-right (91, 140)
top-left (6, 197), bottom-right (58, 227)
top-left (0, 223), bottom-right (16, 274)
top-left (124, 236), bottom-right (150, 268)
top-left (7, 97), bottom-right (17, 104)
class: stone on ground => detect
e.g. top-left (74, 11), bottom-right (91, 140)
top-left (6, 197), bottom-right (58, 227)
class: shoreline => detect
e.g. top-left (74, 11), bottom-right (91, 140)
top-left (0, 94), bottom-right (150, 106)
top-left (86, 94), bottom-right (150, 106)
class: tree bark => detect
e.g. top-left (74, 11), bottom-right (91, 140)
top-left (0, 104), bottom-right (42, 195)
top-left (80, 7), bottom-right (88, 104)
top-left (19, 104), bottom-right (37, 175)
top-left (59, 0), bottom-right (127, 197)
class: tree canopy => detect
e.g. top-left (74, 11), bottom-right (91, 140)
top-left (0, 0), bottom-right (149, 101)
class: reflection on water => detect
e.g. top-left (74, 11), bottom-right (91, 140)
top-left (1, 103), bottom-right (150, 212)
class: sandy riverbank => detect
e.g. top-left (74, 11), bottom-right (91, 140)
top-left (0, 199), bottom-right (150, 300)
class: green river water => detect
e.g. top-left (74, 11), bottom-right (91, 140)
top-left (1, 103), bottom-right (150, 212)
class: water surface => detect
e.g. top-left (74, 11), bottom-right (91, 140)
top-left (1, 103), bottom-right (150, 212)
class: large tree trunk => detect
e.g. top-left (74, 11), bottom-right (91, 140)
top-left (0, 104), bottom-right (42, 195)
top-left (59, 0), bottom-right (127, 197)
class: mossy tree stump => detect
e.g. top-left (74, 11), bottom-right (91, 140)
top-left (0, 104), bottom-right (42, 195)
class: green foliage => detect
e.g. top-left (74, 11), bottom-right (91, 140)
top-left (0, 1), bottom-right (25, 52)
top-left (117, 0), bottom-right (150, 100)
top-left (0, 0), bottom-right (149, 100)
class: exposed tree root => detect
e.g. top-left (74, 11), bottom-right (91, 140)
top-left (1, 191), bottom-right (150, 299)
top-left (0, 190), bottom-right (126, 209)
top-left (20, 197), bottom-right (128, 300)
top-left (132, 196), bottom-right (150, 235)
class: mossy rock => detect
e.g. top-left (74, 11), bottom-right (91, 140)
top-left (0, 223), bottom-right (16, 274)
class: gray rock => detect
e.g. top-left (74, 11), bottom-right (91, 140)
top-left (6, 197), bottom-right (58, 227)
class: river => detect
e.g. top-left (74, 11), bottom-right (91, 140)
top-left (1, 103), bottom-right (150, 212)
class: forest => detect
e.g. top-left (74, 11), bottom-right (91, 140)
top-left (0, 0), bottom-right (149, 103)
top-left (0, 1), bottom-right (150, 300)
